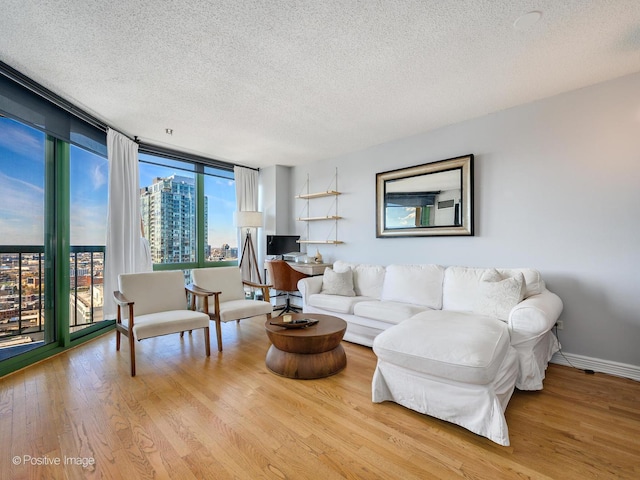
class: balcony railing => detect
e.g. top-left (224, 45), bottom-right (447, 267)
top-left (0, 246), bottom-right (45, 344)
top-left (70, 246), bottom-right (105, 331)
top-left (0, 245), bottom-right (106, 348)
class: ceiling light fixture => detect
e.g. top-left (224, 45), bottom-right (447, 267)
top-left (513, 11), bottom-right (542, 31)
top-left (165, 128), bottom-right (173, 135)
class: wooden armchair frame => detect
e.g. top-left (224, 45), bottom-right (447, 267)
top-left (186, 280), bottom-right (272, 352)
top-left (114, 286), bottom-right (211, 377)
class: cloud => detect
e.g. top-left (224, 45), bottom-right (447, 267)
top-left (90, 162), bottom-right (107, 189)
top-left (0, 119), bottom-right (45, 160)
top-left (399, 209), bottom-right (416, 225)
top-left (0, 215), bottom-right (44, 245)
top-left (0, 171), bottom-right (44, 205)
top-left (70, 202), bottom-right (107, 245)
top-left (385, 207), bottom-right (416, 228)
top-left (0, 171), bottom-right (44, 244)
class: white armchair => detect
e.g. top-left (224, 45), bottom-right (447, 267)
top-left (113, 270), bottom-right (211, 376)
top-left (190, 266), bottom-right (273, 351)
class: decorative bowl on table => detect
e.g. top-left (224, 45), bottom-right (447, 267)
top-left (269, 319), bottom-right (319, 329)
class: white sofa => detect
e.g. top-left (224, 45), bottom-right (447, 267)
top-left (297, 261), bottom-right (563, 445)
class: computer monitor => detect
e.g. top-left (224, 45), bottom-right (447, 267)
top-left (266, 235), bottom-right (300, 256)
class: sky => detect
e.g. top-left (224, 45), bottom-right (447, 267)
top-left (1, 116), bottom-right (237, 249)
top-left (0, 117), bottom-right (47, 245)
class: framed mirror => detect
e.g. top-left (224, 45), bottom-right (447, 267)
top-left (376, 154), bottom-right (474, 237)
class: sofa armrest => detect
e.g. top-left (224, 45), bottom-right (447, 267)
top-left (297, 276), bottom-right (323, 306)
top-left (508, 289), bottom-right (563, 345)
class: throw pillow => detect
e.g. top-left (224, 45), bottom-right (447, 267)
top-left (474, 269), bottom-right (526, 321)
top-left (321, 267), bottom-right (356, 297)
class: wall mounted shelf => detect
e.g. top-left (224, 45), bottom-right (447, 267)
top-left (296, 191), bottom-right (340, 200)
top-left (297, 240), bottom-right (344, 245)
top-left (296, 169), bottom-right (342, 246)
top-left (297, 215), bottom-right (342, 221)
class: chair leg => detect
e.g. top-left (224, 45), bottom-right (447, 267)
top-left (277, 295), bottom-right (302, 316)
top-left (129, 333), bottom-right (136, 377)
top-left (204, 326), bottom-right (211, 356)
top-left (215, 318), bottom-right (223, 352)
top-left (277, 296), bottom-right (289, 316)
top-left (116, 329), bottom-right (121, 351)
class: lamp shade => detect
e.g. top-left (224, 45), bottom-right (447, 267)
top-left (234, 210), bottom-right (263, 228)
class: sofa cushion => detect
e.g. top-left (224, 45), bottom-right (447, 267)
top-left (474, 270), bottom-right (525, 321)
top-left (372, 310), bottom-right (512, 385)
top-left (443, 266), bottom-right (543, 312)
top-left (442, 266), bottom-right (480, 312)
top-left (380, 264), bottom-right (444, 309)
top-left (354, 300), bottom-right (431, 325)
top-left (334, 260), bottom-right (386, 298)
top-left (321, 267), bottom-right (356, 296)
top-left (307, 293), bottom-right (372, 314)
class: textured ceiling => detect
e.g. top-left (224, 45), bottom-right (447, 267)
top-left (1, 1), bottom-right (639, 169)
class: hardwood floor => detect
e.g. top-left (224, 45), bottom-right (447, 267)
top-left (1, 319), bottom-right (638, 479)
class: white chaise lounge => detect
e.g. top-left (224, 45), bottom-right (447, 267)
top-left (298, 262), bottom-right (563, 445)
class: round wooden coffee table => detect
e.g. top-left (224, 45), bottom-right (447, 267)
top-left (265, 313), bottom-right (347, 379)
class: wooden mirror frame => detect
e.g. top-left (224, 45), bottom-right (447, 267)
top-left (376, 154), bottom-right (474, 237)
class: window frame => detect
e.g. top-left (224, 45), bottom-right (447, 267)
top-left (138, 152), bottom-right (238, 274)
top-left (0, 62), bottom-right (245, 377)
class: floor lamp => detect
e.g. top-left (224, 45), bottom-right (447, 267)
top-left (234, 210), bottom-right (263, 283)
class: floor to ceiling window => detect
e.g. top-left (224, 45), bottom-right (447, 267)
top-left (203, 165), bottom-right (237, 263)
top-left (0, 116), bottom-right (49, 360)
top-left (0, 67), bottom-right (111, 373)
top-left (139, 154), bottom-right (198, 265)
top-left (139, 152), bottom-right (237, 279)
top-left (0, 64), bottom-right (238, 376)
top-left (69, 144), bottom-right (108, 334)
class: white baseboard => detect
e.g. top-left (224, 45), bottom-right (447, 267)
top-left (551, 352), bottom-right (640, 382)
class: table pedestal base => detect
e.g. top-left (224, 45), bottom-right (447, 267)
top-left (266, 344), bottom-right (346, 379)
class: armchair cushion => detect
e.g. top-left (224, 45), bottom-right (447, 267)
top-left (191, 266), bottom-right (272, 326)
top-left (118, 270), bottom-right (188, 316)
top-left (131, 310), bottom-right (210, 341)
top-left (210, 299), bottom-right (273, 323)
top-left (192, 266), bottom-right (245, 302)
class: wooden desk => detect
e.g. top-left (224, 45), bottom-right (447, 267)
top-left (287, 262), bottom-right (332, 276)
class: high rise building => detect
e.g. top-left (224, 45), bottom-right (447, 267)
top-left (140, 175), bottom-right (208, 264)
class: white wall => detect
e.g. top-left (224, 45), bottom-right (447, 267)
top-left (286, 72), bottom-right (640, 369)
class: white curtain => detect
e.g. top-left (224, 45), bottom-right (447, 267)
top-left (234, 166), bottom-right (260, 282)
top-left (103, 129), bottom-right (151, 319)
